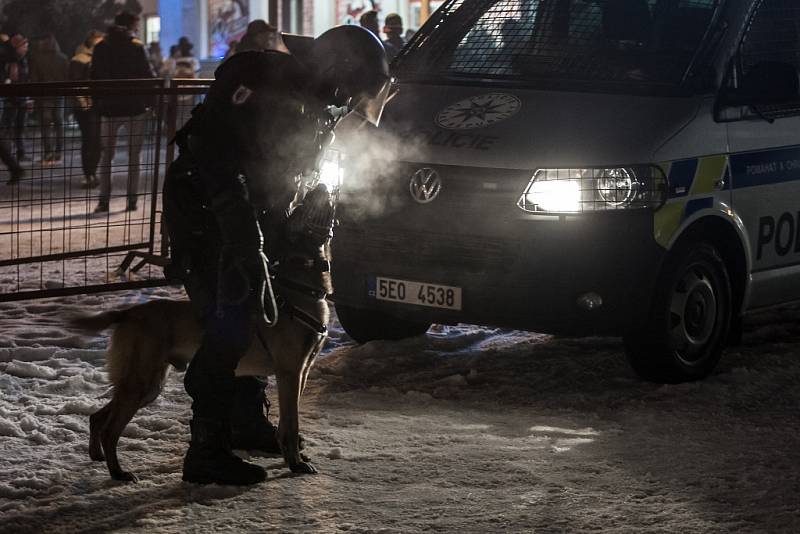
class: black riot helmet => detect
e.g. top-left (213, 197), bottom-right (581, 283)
top-left (311, 25), bottom-right (391, 126)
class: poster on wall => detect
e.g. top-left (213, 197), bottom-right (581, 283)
top-left (336, 0), bottom-right (381, 26)
top-left (208, 0), bottom-right (250, 57)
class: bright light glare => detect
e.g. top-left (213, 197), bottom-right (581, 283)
top-left (526, 179), bottom-right (581, 212)
top-left (318, 153), bottom-right (343, 191)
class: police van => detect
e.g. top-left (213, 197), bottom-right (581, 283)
top-left (329, 0), bottom-right (800, 383)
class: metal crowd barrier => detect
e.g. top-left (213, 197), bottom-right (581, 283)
top-left (0, 79), bottom-right (211, 302)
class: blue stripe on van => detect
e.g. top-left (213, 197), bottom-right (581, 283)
top-left (684, 196), bottom-right (713, 218)
top-left (730, 146), bottom-right (800, 189)
top-left (668, 159), bottom-right (698, 198)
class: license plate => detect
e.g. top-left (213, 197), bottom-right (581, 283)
top-left (369, 277), bottom-right (462, 310)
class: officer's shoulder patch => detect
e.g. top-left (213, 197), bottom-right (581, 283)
top-left (231, 84), bottom-right (253, 105)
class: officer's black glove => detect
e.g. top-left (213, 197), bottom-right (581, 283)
top-left (287, 184), bottom-right (335, 247)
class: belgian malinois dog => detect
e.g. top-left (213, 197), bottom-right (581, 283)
top-left (70, 186), bottom-right (334, 482)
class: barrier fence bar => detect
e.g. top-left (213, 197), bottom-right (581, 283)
top-left (0, 79), bottom-right (211, 302)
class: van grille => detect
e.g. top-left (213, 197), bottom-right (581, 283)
top-left (336, 227), bottom-right (517, 274)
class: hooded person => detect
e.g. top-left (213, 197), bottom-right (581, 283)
top-left (162, 25), bottom-right (390, 486)
top-left (30, 34), bottom-right (69, 164)
top-left (90, 11), bottom-right (156, 213)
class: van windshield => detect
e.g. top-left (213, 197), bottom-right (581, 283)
top-left (395, 0), bottom-right (719, 91)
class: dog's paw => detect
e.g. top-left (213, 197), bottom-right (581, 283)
top-left (289, 461), bottom-right (318, 475)
top-left (111, 470), bottom-right (139, 483)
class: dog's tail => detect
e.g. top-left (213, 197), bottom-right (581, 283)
top-left (68, 309), bottom-right (128, 334)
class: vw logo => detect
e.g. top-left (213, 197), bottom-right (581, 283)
top-left (409, 168), bottom-right (442, 204)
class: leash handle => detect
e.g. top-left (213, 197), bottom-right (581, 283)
top-left (256, 252), bottom-right (280, 328)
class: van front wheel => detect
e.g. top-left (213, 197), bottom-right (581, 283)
top-left (624, 242), bottom-right (732, 384)
top-left (334, 303), bottom-right (432, 344)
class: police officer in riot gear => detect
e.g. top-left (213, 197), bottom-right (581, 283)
top-left (163, 25), bottom-right (389, 486)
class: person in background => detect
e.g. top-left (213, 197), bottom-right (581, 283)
top-left (359, 10), bottom-right (380, 39)
top-left (161, 45), bottom-right (178, 77)
top-left (69, 30), bottom-right (104, 189)
top-left (0, 35), bottom-right (25, 184)
top-left (405, 28), bottom-right (416, 42)
top-left (382, 13), bottom-right (406, 61)
top-left (174, 36), bottom-right (200, 78)
top-left (172, 37), bottom-right (201, 111)
top-left (147, 41), bottom-right (164, 76)
top-left (90, 11), bottom-right (155, 213)
top-left (2, 34), bottom-right (30, 163)
top-left (30, 33), bottom-right (69, 164)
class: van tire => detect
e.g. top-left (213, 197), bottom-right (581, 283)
top-left (335, 303), bottom-right (431, 343)
top-left (624, 241), bottom-right (731, 384)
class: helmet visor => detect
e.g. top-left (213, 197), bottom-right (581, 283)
top-left (350, 78), bottom-right (391, 126)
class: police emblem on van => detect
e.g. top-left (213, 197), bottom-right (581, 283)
top-left (410, 168), bottom-right (442, 204)
top-left (436, 93), bottom-right (521, 130)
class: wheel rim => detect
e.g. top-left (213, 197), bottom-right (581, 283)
top-left (669, 262), bottom-right (718, 365)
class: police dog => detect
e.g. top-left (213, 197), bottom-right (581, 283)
top-left (70, 186), bottom-right (334, 482)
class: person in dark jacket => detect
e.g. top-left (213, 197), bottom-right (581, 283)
top-left (30, 34), bottom-right (69, 164)
top-left (163, 25), bottom-right (390, 486)
top-left (69, 30), bottom-right (104, 188)
top-left (2, 35), bottom-right (30, 163)
top-left (0, 35), bottom-right (25, 184)
top-left (90, 11), bottom-right (155, 213)
top-left (382, 13), bottom-right (406, 61)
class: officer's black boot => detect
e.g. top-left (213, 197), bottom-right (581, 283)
top-left (182, 417), bottom-right (267, 485)
top-left (230, 377), bottom-right (283, 453)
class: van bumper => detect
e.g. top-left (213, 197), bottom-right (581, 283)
top-left (331, 211), bottom-right (666, 336)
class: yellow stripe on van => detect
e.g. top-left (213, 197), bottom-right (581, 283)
top-left (654, 200), bottom-right (684, 248)
top-left (652, 161), bottom-right (682, 248)
top-left (689, 155), bottom-right (727, 195)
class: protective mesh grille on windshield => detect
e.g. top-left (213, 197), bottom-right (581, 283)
top-left (738, 0), bottom-right (800, 119)
top-left (395, 0), bottom-right (719, 87)
top-left (741, 0), bottom-right (800, 71)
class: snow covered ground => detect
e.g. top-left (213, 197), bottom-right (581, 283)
top-left (1, 281), bottom-right (799, 533)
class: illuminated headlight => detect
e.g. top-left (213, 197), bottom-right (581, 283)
top-left (517, 166), bottom-right (666, 213)
top-left (318, 149), bottom-right (344, 191)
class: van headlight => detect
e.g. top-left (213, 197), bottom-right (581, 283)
top-left (318, 148), bottom-right (344, 191)
top-left (516, 166), bottom-right (667, 213)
